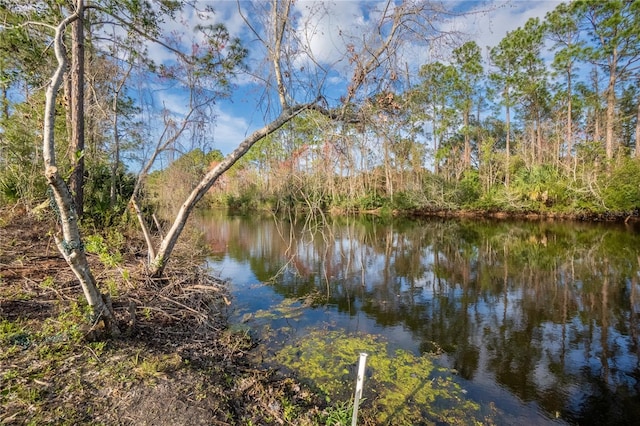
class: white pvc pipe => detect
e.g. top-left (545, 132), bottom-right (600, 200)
top-left (351, 352), bottom-right (368, 426)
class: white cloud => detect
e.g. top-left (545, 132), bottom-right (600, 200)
top-left (292, 1), bottom-right (362, 66)
top-left (211, 105), bottom-right (256, 155)
top-left (451, 1), bottom-right (562, 50)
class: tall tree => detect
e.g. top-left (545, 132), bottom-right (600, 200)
top-left (452, 41), bottom-right (483, 170)
top-left (490, 17), bottom-right (549, 182)
top-left (546, 2), bottom-right (581, 164)
top-left (572, 0), bottom-right (640, 161)
top-left (41, 9), bottom-right (120, 335)
top-left (517, 18), bottom-right (549, 165)
top-left (414, 62), bottom-right (458, 176)
top-left (489, 33), bottom-right (519, 186)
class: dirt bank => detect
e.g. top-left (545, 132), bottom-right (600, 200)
top-left (0, 206), bottom-right (329, 425)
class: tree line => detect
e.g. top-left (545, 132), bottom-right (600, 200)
top-left (205, 0), bottom-right (640, 216)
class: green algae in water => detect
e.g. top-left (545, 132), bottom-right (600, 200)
top-left (246, 297), bottom-right (307, 322)
top-left (277, 330), bottom-right (486, 425)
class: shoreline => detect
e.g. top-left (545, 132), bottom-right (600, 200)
top-left (0, 207), bottom-right (326, 425)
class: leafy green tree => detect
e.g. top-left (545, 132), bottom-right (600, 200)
top-left (572, 0), bottom-right (640, 161)
top-left (510, 18), bottom-right (550, 165)
top-left (490, 17), bottom-right (550, 189)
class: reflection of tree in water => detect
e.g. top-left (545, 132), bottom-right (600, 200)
top-left (197, 211), bottom-right (640, 423)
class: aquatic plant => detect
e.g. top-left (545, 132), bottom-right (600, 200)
top-left (277, 330), bottom-right (485, 425)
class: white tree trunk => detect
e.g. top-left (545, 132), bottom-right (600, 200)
top-left (43, 9), bottom-right (119, 335)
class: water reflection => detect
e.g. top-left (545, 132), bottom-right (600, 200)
top-left (197, 211), bottom-right (640, 424)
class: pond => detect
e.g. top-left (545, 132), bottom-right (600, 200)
top-left (195, 210), bottom-right (640, 425)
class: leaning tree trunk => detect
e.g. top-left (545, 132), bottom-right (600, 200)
top-left (148, 104), bottom-right (312, 278)
top-left (43, 10), bottom-right (119, 336)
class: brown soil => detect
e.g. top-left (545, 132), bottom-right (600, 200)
top-left (0, 205), bottom-right (324, 425)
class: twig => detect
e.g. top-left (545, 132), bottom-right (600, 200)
top-left (157, 294), bottom-right (205, 317)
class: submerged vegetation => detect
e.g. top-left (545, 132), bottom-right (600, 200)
top-left (278, 330), bottom-right (489, 425)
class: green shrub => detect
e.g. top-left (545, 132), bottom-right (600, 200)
top-left (391, 191), bottom-right (419, 210)
top-left (85, 234), bottom-right (123, 267)
top-left (226, 192), bottom-right (258, 212)
top-left (83, 161), bottom-right (135, 226)
top-left (455, 170), bottom-right (481, 207)
top-left (357, 193), bottom-right (386, 210)
top-left (602, 159), bottom-right (640, 212)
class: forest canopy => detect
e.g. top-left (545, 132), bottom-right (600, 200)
top-left (1, 0), bottom-right (639, 221)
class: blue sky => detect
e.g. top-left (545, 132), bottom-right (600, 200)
top-left (142, 1), bottom-right (564, 157)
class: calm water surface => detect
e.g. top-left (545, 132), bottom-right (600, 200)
top-left (196, 211), bottom-right (640, 425)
